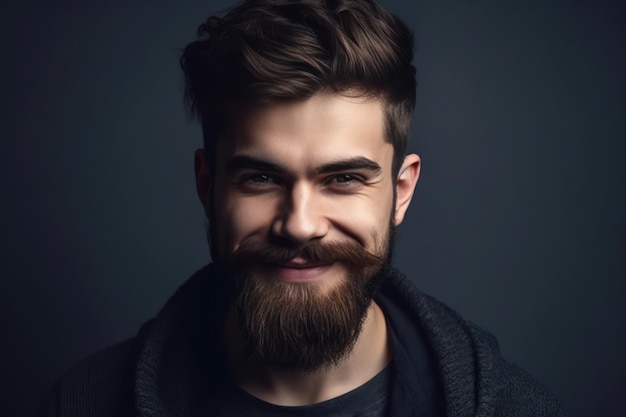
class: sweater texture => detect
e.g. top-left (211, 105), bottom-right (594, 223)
top-left (42, 264), bottom-right (566, 416)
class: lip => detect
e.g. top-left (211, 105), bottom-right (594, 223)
top-left (264, 259), bottom-right (333, 282)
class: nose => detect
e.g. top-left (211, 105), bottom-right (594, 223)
top-left (272, 182), bottom-right (329, 245)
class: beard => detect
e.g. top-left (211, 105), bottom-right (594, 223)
top-left (218, 227), bottom-right (395, 373)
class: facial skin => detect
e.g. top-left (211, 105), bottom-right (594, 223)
top-left (194, 92), bottom-right (420, 401)
top-left (197, 92), bottom-right (419, 269)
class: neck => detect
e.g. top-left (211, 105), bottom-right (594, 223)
top-left (224, 301), bottom-right (391, 406)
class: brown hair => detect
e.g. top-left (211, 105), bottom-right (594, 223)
top-left (180, 0), bottom-right (416, 176)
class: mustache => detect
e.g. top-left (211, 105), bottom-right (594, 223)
top-left (228, 239), bottom-right (385, 269)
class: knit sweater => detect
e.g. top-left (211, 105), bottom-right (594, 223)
top-left (42, 264), bottom-right (567, 416)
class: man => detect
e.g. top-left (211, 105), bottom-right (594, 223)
top-left (43, 0), bottom-right (566, 416)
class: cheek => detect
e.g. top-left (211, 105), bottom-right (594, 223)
top-left (217, 194), bottom-right (278, 252)
top-left (327, 195), bottom-right (394, 250)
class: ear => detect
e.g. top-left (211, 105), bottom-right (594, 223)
top-left (194, 149), bottom-right (212, 215)
top-left (394, 153), bottom-right (421, 226)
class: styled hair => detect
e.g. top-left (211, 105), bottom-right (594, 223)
top-left (180, 0), bottom-right (416, 176)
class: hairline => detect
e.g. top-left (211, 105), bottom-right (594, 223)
top-left (200, 88), bottom-right (408, 177)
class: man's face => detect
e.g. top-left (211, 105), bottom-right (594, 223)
top-left (195, 92), bottom-right (419, 371)
top-left (212, 93), bottom-right (396, 266)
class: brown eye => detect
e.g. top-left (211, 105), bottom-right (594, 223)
top-left (334, 174), bottom-right (355, 183)
top-left (327, 174), bottom-right (365, 191)
top-left (249, 174), bottom-right (273, 183)
top-left (237, 173), bottom-right (282, 192)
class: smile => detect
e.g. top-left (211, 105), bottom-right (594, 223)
top-left (264, 259), bottom-right (334, 282)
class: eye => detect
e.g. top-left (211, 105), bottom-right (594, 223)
top-left (248, 174), bottom-right (273, 183)
top-left (334, 174), bottom-right (357, 183)
top-left (327, 173), bottom-right (365, 190)
top-left (237, 173), bottom-right (281, 191)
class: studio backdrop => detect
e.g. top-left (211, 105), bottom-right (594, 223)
top-left (1, 1), bottom-right (624, 416)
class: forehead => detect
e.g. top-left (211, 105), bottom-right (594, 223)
top-left (216, 93), bottom-right (392, 170)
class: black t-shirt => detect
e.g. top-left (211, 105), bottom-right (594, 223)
top-left (216, 364), bottom-right (392, 417)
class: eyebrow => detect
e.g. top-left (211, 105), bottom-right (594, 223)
top-left (226, 155), bottom-right (286, 175)
top-left (225, 155), bottom-right (382, 176)
top-left (316, 157), bottom-right (382, 175)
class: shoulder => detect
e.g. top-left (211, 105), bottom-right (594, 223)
top-left (41, 336), bottom-right (144, 417)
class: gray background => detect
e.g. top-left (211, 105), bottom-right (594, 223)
top-left (1, 0), bottom-right (624, 416)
